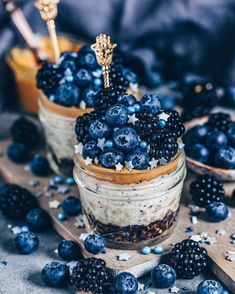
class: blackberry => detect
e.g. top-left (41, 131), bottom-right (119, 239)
top-left (181, 106), bottom-right (210, 122)
top-left (207, 112), bottom-right (231, 132)
top-left (164, 110), bottom-right (185, 138)
top-left (149, 129), bottom-right (178, 162)
top-left (93, 87), bottom-right (125, 111)
top-left (110, 63), bottom-right (129, 91)
top-left (75, 110), bottom-right (105, 144)
top-left (36, 62), bottom-right (64, 96)
top-left (169, 239), bottom-right (207, 279)
top-left (133, 111), bottom-right (159, 141)
top-left (0, 184), bottom-right (38, 220)
top-left (71, 258), bottom-right (110, 294)
top-left (10, 117), bottom-right (40, 149)
top-left (190, 175), bottom-right (225, 208)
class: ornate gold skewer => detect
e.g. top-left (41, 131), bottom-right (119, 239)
top-left (91, 34), bottom-right (117, 89)
top-left (35, 0), bottom-right (60, 63)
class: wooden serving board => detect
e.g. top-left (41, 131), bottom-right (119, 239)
top-left (0, 139), bottom-right (235, 292)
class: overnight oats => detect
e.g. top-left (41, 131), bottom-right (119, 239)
top-left (36, 43), bottom-right (139, 175)
top-left (73, 90), bottom-right (186, 249)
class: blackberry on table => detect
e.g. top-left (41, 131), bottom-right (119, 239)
top-left (10, 117), bottom-right (40, 149)
top-left (36, 62), bottom-right (63, 96)
top-left (190, 175), bottom-right (225, 208)
top-left (0, 184), bottom-right (38, 220)
top-left (207, 112), bottom-right (231, 132)
top-left (93, 86), bottom-right (125, 111)
top-left (164, 110), bottom-right (185, 138)
top-left (169, 239), bottom-right (207, 279)
top-left (71, 258), bottom-right (110, 294)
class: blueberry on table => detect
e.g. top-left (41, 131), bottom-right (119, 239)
top-left (113, 272), bottom-right (138, 294)
top-left (151, 264), bottom-right (176, 288)
top-left (30, 154), bottom-right (51, 177)
top-left (75, 68), bottom-right (93, 87)
top-left (205, 131), bottom-right (228, 151)
top-left (126, 149), bottom-right (149, 170)
top-left (15, 231), bottom-right (39, 254)
top-left (84, 234), bottom-right (106, 255)
top-left (26, 207), bottom-right (51, 231)
top-left (99, 148), bottom-right (124, 168)
top-left (7, 143), bottom-right (29, 163)
top-left (41, 262), bottom-right (70, 287)
top-left (117, 94), bottom-right (137, 106)
top-left (197, 280), bottom-right (223, 294)
top-left (82, 139), bottom-right (101, 159)
top-left (113, 127), bottom-right (139, 153)
top-left (61, 196), bottom-right (82, 216)
top-left (55, 82), bottom-right (80, 107)
top-left (187, 143), bottom-right (210, 164)
top-left (58, 240), bottom-right (81, 261)
top-left (140, 93), bottom-right (161, 115)
top-left (105, 104), bottom-right (128, 127)
top-left (206, 202), bottom-right (229, 222)
top-left (89, 119), bottom-right (111, 139)
top-left (214, 147), bottom-right (235, 169)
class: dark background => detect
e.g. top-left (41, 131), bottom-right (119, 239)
top-left (1, 0), bottom-right (235, 110)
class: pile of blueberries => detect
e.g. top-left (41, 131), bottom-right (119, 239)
top-left (36, 45), bottom-right (138, 108)
top-left (184, 112), bottom-right (235, 169)
top-left (76, 93), bottom-right (185, 170)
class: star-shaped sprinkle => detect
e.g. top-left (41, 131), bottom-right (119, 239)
top-left (138, 283), bottom-right (145, 291)
top-left (79, 100), bottom-right (86, 109)
top-left (127, 114), bottom-right (139, 125)
top-left (54, 249), bottom-right (58, 255)
top-left (125, 161), bottom-right (134, 171)
top-left (11, 226), bottom-right (21, 235)
top-left (190, 234), bottom-right (202, 242)
top-left (58, 186), bottom-right (70, 194)
top-left (117, 253), bottom-right (131, 261)
top-left (115, 162), bottom-right (123, 172)
top-left (205, 236), bottom-right (217, 245)
top-left (67, 261), bottom-right (78, 273)
top-left (129, 82), bottom-right (138, 93)
top-left (216, 229), bottom-right (226, 235)
top-left (75, 143), bottom-right (83, 154)
top-left (84, 157), bottom-right (93, 166)
top-left (49, 200), bottom-right (60, 209)
top-left (169, 286), bottom-right (180, 293)
top-left (94, 157), bottom-right (99, 165)
top-left (188, 204), bottom-right (200, 214)
top-left (97, 138), bottom-right (106, 150)
top-left (79, 233), bottom-right (89, 241)
top-left (178, 141), bottom-right (185, 149)
top-left (149, 159), bottom-right (158, 169)
top-left (158, 112), bottom-right (170, 121)
top-left (73, 215), bottom-right (85, 228)
top-left (159, 157), bottom-right (167, 165)
top-left (226, 254), bottom-right (235, 261)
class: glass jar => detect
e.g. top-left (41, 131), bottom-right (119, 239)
top-left (73, 149), bottom-right (187, 249)
top-left (39, 93), bottom-right (91, 176)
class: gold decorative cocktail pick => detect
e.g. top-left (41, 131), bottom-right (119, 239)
top-left (91, 34), bottom-right (117, 89)
top-left (35, 0), bottom-right (60, 63)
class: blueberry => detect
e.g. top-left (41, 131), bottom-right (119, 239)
top-left (226, 86), bottom-right (235, 107)
top-left (113, 272), bottom-right (138, 294)
top-left (206, 202), bottom-right (229, 222)
top-left (140, 93), bottom-right (161, 115)
top-left (105, 104), bottom-right (128, 127)
top-left (190, 125), bottom-right (208, 141)
top-left (55, 83), bottom-right (80, 107)
top-left (140, 246), bottom-right (151, 255)
top-left (145, 71), bottom-right (163, 88)
top-left (75, 68), bottom-right (92, 87)
top-left (81, 87), bottom-right (98, 107)
top-left (15, 231), bottom-right (39, 254)
top-left (59, 51), bottom-right (78, 72)
top-left (30, 154), bottom-right (51, 177)
top-left (151, 264), bottom-right (176, 289)
top-left (26, 208), bottom-right (51, 231)
top-left (214, 147), bottom-right (235, 169)
top-left (187, 143), bottom-right (210, 164)
top-left (227, 122), bottom-right (235, 147)
top-left (160, 96), bottom-right (176, 110)
top-left (197, 280), bottom-right (223, 294)
top-left (78, 45), bottom-right (98, 70)
top-left (113, 127), bottom-right (139, 153)
top-left (7, 143), bottom-right (29, 163)
top-left (61, 196), bottom-right (82, 216)
top-left (205, 131), bottom-right (228, 151)
top-left (82, 139), bottom-right (101, 159)
top-left (58, 240), bottom-right (81, 261)
top-left (126, 149), bottom-right (149, 169)
top-left (99, 148), bottom-right (124, 168)
top-left (122, 68), bottom-right (138, 84)
top-left (41, 261), bottom-right (70, 287)
top-left (84, 234), bottom-right (106, 254)
top-left (89, 119), bottom-right (111, 139)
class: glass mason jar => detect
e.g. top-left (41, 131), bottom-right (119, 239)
top-left (39, 93), bottom-right (92, 176)
top-left (73, 149), bottom-right (187, 249)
